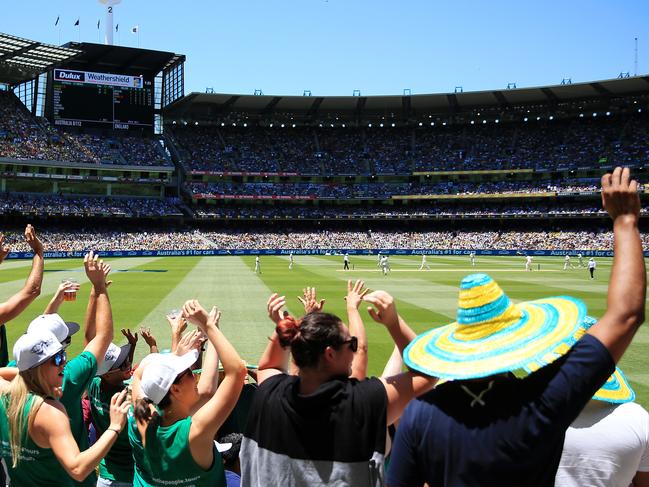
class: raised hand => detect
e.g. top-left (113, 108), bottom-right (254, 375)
top-left (121, 328), bottom-right (138, 347)
top-left (0, 234), bottom-right (10, 264)
top-left (175, 329), bottom-right (203, 356)
top-left (297, 287), bottom-right (325, 314)
top-left (363, 290), bottom-right (399, 329)
top-left (108, 389), bottom-right (130, 432)
top-left (267, 293), bottom-right (286, 325)
top-left (139, 327), bottom-right (157, 348)
top-left (84, 251), bottom-right (110, 290)
top-left (345, 279), bottom-right (369, 310)
top-left (601, 167), bottom-right (641, 222)
top-left (182, 300), bottom-right (210, 331)
top-left (166, 312), bottom-right (187, 337)
top-left (24, 224), bottom-right (43, 255)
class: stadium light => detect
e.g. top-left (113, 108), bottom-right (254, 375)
top-left (606, 111), bottom-right (611, 116)
top-left (418, 122), bottom-right (423, 126)
top-left (442, 122), bottom-right (447, 126)
top-left (549, 116), bottom-right (554, 120)
top-left (639, 108), bottom-right (643, 113)
top-left (292, 123), bottom-right (296, 128)
top-left (391, 123), bottom-right (396, 127)
top-left (194, 122), bottom-right (198, 125)
top-left (243, 123), bottom-right (248, 127)
top-left (470, 121), bottom-right (475, 125)
top-left (523, 117), bottom-right (528, 122)
top-left (579, 113), bottom-right (584, 118)
top-left (430, 122), bottom-right (434, 126)
top-left (270, 123), bottom-right (273, 127)
top-left (281, 124), bottom-right (285, 128)
top-left (536, 116), bottom-right (541, 121)
top-left (368, 123), bottom-right (372, 127)
top-left (342, 124), bottom-right (346, 128)
top-left (482, 120), bottom-right (487, 124)
top-left (380, 123), bottom-right (384, 127)
top-left (330, 124), bottom-right (334, 127)
top-left (319, 123), bottom-right (323, 127)
top-left (592, 112), bottom-right (597, 117)
top-left (495, 119), bottom-right (499, 123)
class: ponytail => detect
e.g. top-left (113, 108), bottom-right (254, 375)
top-left (276, 316), bottom-right (300, 348)
top-left (4, 369), bottom-right (49, 468)
top-left (133, 393), bottom-right (171, 447)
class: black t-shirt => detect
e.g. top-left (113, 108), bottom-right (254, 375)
top-left (241, 374), bottom-right (388, 486)
top-left (387, 334), bottom-right (615, 487)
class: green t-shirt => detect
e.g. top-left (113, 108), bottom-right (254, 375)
top-left (0, 394), bottom-right (74, 487)
top-left (128, 414), bottom-right (226, 487)
top-left (87, 376), bottom-right (134, 482)
top-left (61, 350), bottom-right (98, 487)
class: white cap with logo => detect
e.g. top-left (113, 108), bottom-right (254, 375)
top-left (27, 314), bottom-right (80, 345)
top-left (96, 342), bottom-right (132, 376)
top-left (13, 330), bottom-right (63, 371)
top-left (140, 350), bottom-right (198, 405)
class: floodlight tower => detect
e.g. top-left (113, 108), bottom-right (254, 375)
top-left (98, 0), bottom-right (122, 45)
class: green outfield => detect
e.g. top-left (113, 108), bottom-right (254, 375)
top-left (2, 254), bottom-right (648, 407)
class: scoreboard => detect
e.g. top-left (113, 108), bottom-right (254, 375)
top-left (49, 69), bottom-right (154, 131)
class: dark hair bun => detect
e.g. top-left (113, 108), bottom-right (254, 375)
top-left (276, 316), bottom-right (300, 348)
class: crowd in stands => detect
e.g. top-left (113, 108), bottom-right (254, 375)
top-left (171, 114), bottom-right (649, 174)
top-left (0, 169), bottom-right (647, 487)
top-left (0, 193), bottom-right (184, 218)
top-left (1, 226), bottom-right (646, 252)
top-left (187, 179), bottom-right (605, 199)
top-left (0, 92), bottom-right (171, 166)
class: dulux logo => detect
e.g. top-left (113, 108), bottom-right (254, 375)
top-left (55, 70), bottom-right (85, 82)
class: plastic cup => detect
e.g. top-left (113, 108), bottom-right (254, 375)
top-left (167, 309), bottom-right (181, 320)
top-left (63, 278), bottom-right (78, 302)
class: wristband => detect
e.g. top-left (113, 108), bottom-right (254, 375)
top-left (107, 428), bottom-right (121, 436)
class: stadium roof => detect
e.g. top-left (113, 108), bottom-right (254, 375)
top-left (61, 42), bottom-right (184, 78)
top-left (0, 33), bottom-right (82, 85)
top-left (164, 75), bottom-right (649, 122)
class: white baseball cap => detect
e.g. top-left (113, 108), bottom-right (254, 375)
top-left (140, 350), bottom-right (198, 405)
top-left (27, 314), bottom-right (80, 345)
top-left (13, 330), bottom-right (63, 371)
top-left (96, 342), bottom-right (132, 376)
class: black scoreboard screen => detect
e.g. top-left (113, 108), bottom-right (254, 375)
top-left (50, 69), bottom-right (154, 131)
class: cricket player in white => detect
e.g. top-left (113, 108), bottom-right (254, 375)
top-left (470, 252), bottom-right (476, 267)
top-left (289, 252), bottom-right (294, 270)
top-left (380, 254), bottom-right (390, 275)
top-left (525, 255), bottom-right (533, 271)
top-left (563, 254), bottom-right (573, 270)
top-left (255, 255), bottom-right (261, 274)
top-left (419, 254), bottom-right (430, 271)
top-left (577, 253), bottom-right (584, 267)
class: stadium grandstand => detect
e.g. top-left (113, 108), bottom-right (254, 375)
top-left (0, 31), bottom-right (648, 250)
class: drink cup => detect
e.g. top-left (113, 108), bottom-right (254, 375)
top-left (63, 278), bottom-right (78, 302)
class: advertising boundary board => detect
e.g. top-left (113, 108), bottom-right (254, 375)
top-left (3, 249), bottom-right (629, 260)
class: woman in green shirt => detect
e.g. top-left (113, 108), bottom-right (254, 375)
top-left (0, 328), bottom-right (130, 487)
top-left (130, 300), bottom-right (246, 487)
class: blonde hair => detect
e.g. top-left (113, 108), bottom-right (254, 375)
top-left (3, 367), bottom-right (54, 468)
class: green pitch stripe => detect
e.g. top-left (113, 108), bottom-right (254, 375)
top-left (2, 257), bottom-right (165, 357)
top-left (134, 256), bottom-right (282, 365)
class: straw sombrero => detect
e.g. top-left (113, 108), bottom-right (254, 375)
top-left (403, 273), bottom-right (590, 381)
top-left (593, 368), bottom-right (635, 403)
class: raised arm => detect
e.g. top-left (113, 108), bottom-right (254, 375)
top-left (44, 281), bottom-right (80, 315)
top-left (183, 300), bottom-right (246, 470)
top-left (139, 327), bottom-right (159, 354)
top-left (587, 167), bottom-right (646, 363)
top-left (0, 225), bottom-right (43, 323)
top-left (167, 312), bottom-right (187, 353)
top-left (345, 280), bottom-right (369, 380)
top-left (364, 290), bottom-right (437, 425)
top-left (82, 252), bottom-right (113, 368)
top-left (36, 390), bottom-right (129, 482)
top-left (257, 293), bottom-right (290, 383)
top-left (121, 328), bottom-right (138, 365)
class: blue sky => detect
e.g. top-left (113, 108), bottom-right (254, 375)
top-left (2, 1), bottom-right (648, 96)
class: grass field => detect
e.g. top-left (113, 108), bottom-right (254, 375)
top-left (3, 254), bottom-right (649, 407)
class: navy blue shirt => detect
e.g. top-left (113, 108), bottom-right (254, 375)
top-left (387, 334), bottom-right (615, 487)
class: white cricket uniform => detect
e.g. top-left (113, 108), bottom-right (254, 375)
top-left (525, 256), bottom-right (533, 271)
top-left (419, 254), bottom-right (430, 270)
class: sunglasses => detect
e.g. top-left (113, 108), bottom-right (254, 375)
top-left (340, 336), bottom-right (358, 353)
top-left (174, 369), bottom-right (194, 384)
top-left (51, 350), bottom-right (67, 367)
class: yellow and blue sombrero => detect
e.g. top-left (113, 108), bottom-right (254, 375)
top-left (404, 273), bottom-right (590, 381)
top-left (593, 367), bottom-right (635, 403)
